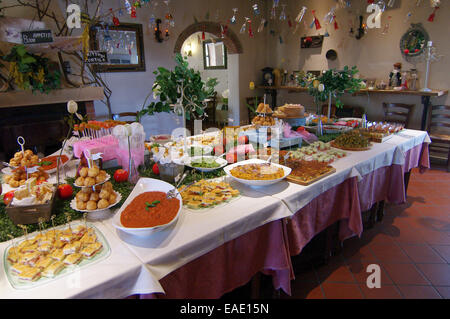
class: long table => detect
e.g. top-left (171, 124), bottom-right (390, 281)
top-left (0, 129), bottom-right (430, 299)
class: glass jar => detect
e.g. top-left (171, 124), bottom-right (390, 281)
top-left (409, 68), bottom-right (419, 91)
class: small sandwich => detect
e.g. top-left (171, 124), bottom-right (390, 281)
top-left (80, 242), bottom-right (103, 259)
top-left (59, 231), bottom-right (74, 243)
top-left (42, 261), bottom-right (65, 277)
top-left (79, 232), bottom-right (97, 246)
top-left (35, 256), bottom-right (54, 270)
top-left (63, 253), bottom-right (83, 266)
top-left (37, 242), bottom-right (53, 254)
top-left (53, 239), bottom-right (66, 250)
top-left (72, 225), bottom-right (87, 238)
top-left (17, 238), bottom-right (37, 251)
top-left (186, 200), bottom-right (202, 209)
top-left (19, 251), bottom-right (41, 266)
top-left (10, 263), bottom-right (34, 275)
top-left (50, 248), bottom-right (66, 262)
top-left (63, 241), bottom-right (82, 255)
top-left (18, 267), bottom-right (41, 282)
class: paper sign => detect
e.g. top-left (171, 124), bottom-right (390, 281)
top-left (26, 166), bottom-right (39, 174)
top-left (21, 29), bottom-right (53, 44)
top-left (85, 51), bottom-right (108, 64)
top-left (91, 153), bottom-right (103, 160)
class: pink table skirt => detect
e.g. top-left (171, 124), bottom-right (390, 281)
top-left (403, 142), bottom-right (430, 173)
top-left (138, 219), bottom-right (294, 299)
top-left (285, 177), bottom-right (363, 257)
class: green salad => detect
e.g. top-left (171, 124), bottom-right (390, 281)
top-left (191, 157), bottom-right (221, 168)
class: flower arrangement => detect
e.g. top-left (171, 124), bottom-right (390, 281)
top-left (308, 66), bottom-right (363, 114)
top-left (138, 53), bottom-right (218, 121)
top-left (1, 45), bottom-right (61, 94)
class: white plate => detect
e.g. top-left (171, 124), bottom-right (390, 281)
top-left (39, 150), bottom-right (73, 174)
top-left (223, 159), bottom-right (292, 187)
top-left (184, 156), bottom-right (228, 173)
top-left (73, 173), bottom-right (111, 188)
top-left (70, 191), bottom-right (122, 213)
top-left (338, 118), bottom-right (362, 122)
top-left (112, 178), bottom-right (183, 237)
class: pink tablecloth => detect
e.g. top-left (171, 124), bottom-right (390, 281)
top-left (139, 219), bottom-right (294, 299)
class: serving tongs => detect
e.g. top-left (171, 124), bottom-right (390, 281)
top-left (167, 171), bottom-right (189, 199)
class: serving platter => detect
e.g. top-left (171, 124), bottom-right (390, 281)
top-left (3, 221), bottom-right (111, 290)
top-left (223, 158), bottom-right (292, 187)
top-left (112, 178), bottom-right (183, 237)
top-left (286, 166), bottom-right (336, 186)
top-left (70, 191), bottom-right (122, 213)
top-left (330, 141), bottom-right (372, 151)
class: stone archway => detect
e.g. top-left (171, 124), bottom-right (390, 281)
top-left (174, 21), bottom-right (243, 55)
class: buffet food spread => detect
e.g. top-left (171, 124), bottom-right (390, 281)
top-left (0, 102), bottom-right (427, 297)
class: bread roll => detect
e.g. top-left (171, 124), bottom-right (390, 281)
top-left (86, 201), bottom-right (97, 211)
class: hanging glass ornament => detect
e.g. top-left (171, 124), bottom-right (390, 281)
top-left (280, 4), bottom-right (287, 21)
top-left (324, 28), bottom-right (330, 37)
top-left (312, 10), bottom-right (321, 30)
top-left (430, 0), bottom-right (440, 7)
top-left (428, 6), bottom-right (439, 22)
top-left (387, 0), bottom-right (395, 7)
top-left (240, 18), bottom-right (248, 34)
top-left (110, 8), bottom-right (120, 26)
top-left (248, 19), bottom-right (254, 38)
top-left (270, 0), bottom-right (279, 20)
top-left (131, 6), bottom-right (137, 18)
top-left (404, 12), bottom-right (412, 23)
top-left (252, 4), bottom-right (260, 16)
top-left (124, 0), bottom-right (132, 14)
top-left (377, 0), bottom-right (386, 12)
top-left (295, 6), bottom-right (307, 23)
top-left (258, 18), bottom-right (267, 32)
top-left (309, 19), bottom-right (315, 29)
top-left (324, 7), bottom-right (336, 24)
top-left (381, 15), bottom-right (391, 34)
top-left (230, 8), bottom-right (238, 24)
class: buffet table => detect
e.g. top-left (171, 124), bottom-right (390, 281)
top-left (0, 129), bottom-right (430, 299)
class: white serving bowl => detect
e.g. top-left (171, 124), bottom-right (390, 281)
top-left (223, 158), bottom-right (292, 187)
top-left (112, 178), bottom-right (182, 237)
top-left (184, 156), bottom-right (228, 173)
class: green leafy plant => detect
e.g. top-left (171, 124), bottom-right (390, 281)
top-left (308, 66), bottom-right (363, 109)
top-left (138, 53), bottom-right (218, 121)
top-left (1, 45), bottom-right (61, 94)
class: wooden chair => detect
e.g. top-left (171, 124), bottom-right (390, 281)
top-left (321, 104), bottom-right (364, 118)
top-left (382, 103), bottom-right (415, 128)
top-left (204, 91), bottom-right (217, 124)
top-left (112, 112), bottom-right (139, 124)
top-left (427, 105), bottom-right (450, 171)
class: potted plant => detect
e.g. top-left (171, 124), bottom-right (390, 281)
top-left (308, 66), bottom-right (363, 118)
top-left (137, 53), bottom-right (218, 123)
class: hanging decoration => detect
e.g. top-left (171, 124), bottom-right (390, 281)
top-left (258, 18), bottom-right (267, 33)
top-left (295, 6), bottom-right (307, 24)
top-left (124, 0), bottom-right (132, 14)
top-left (404, 12), bottom-right (412, 23)
top-left (240, 18), bottom-right (248, 34)
top-left (430, 0), bottom-right (440, 7)
top-left (221, 23), bottom-right (229, 38)
top-left (110, 8), bottom-right (120, 26)
top-left (288, 16), bottom-right (293, 28)
top-left (324, 7), bottom-right (338, 30)
top-left (387, 0), bottom-right (395, 7)
top-left (280, 4), bottom-right (287, 21)
top-left (130, 6), bottom-right (137, 18)
top-left (252, 4), bottom-right (260, 16)
top-left (270, 0), bottom-right (280, 20)
top-left (155, 18), bottom-right (164, 43)
top-left (248, 19), bottom-right (254, 38)
top-left (311, 10), bottom-right (321, 30)
top-left (230, 8), bottom-right (238, 24)
top-left (428, 6), bottom-right (439, 22)
top-left (381, 15), bottom-right (392, 34)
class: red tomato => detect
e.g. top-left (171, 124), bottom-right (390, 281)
top-left (213, 145), bottom-right (225, 156)
top-left (114, 169), bottom-right (129, 182)
top-left (226, 152), bottom-right (238, 164)
top-left (152, 163), bottom-right (160, 175)
top-left (3, 191), bottom-right (15, 206)
top-left (238, 135), bottom-right (249, 145)
top-left (57, 184), bottom-right (73, 200)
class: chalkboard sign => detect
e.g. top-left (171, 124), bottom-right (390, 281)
top-left (21, 29), bottom-right (53, 45)
top-left (86, 51), bottom-right (108, 64)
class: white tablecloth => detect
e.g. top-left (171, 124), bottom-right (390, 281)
top-left (0, 129), bottom-right (430, 298)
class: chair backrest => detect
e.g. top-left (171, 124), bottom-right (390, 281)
top-left (428, 105), bottom-right (450, 134)
top-left (113, 112), bottom-right (139, 124)
top-left (382, 103), bottom-right (415, 128)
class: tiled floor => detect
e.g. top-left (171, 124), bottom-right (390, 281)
top-left (283, 164), bottom-right (450, 299)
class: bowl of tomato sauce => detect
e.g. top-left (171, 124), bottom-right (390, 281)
top-left (112, 178), bottom-right (182, 237)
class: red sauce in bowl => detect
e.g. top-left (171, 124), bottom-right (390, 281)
top-left (40, 155), bottom-right (69, 170)
top-left (120, 191), bottom-right (180, 228)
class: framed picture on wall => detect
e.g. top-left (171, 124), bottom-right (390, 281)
top-left (89, 23), bottom-right (146, 72)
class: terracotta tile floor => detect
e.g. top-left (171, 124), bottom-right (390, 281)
top-left (283, 164), bottom-right (450, 299)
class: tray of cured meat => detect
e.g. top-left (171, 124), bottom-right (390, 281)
top-left (284, 159), bottom-right (336, 186)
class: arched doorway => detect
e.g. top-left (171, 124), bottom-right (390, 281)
top-left (174, 21), bottom-right (243, 129)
